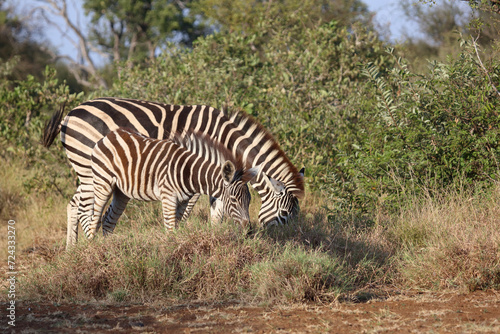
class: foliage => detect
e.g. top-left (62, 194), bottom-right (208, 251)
top-left (0, 3), bottom-right (53, 81)
top-left (345, 43), bottom-right (500, 213)
top-left (83, 0), bottom-right (208, 62)
top-left (0, 59), bottom-right (83, 157)
top-left (104, 17), bottom-right (393, 212)
top-left (461, 0), bottom-right (500, 15)
top-left (195, 0), bottom-right (370, 34)
top-left (3, 1), bottom-right (500, 219)
top-left (103, 11), bottom-right (500, 215)
top-left (401, 0), bottom-right (500, 72)
top-left (0, 59), bottom-right (84, 197)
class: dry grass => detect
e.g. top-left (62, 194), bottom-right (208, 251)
top-left (3, 154), bottom-right (500, 305)
top-left (19, 216), bottom-right (363, 304)
top-left (391, 185), bottom-right (500, 291)
top-left (14, 177), bottom-right (384, 304)
top-left (0, 159), bottom-right (67, 261)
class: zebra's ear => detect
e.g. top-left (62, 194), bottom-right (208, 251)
top-left (222, 160), bottom-right (237, 185)
top-left (299, 167), bottom-right (305, 177)
top-left (262, 172), bottom-right (286, 193)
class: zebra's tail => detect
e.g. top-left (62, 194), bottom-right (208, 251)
top-left (42, 102), bottom-right (66, 148)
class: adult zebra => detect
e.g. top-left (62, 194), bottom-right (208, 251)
top-left (87, 128), bottom-right (257, 238)
top-left (43, 97), bottom-right (304, 247)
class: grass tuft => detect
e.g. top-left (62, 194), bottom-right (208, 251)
top-left (248, 244), bottom-right (352, 303)
top-left (392, 185), bottom-right (500, 292)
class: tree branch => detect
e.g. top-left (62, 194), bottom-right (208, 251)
top-left (471, 35), bottom-right (500, 100)
top-left (33, 0), bottom-right (108, 89)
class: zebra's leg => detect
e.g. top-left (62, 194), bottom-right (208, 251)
top-left (66, 188), bottom-right (80, 250)
top-left (160, 192), bottom-right (179, 232)
top-left (88, 179), bottom-right (115, 239)
top-left (180, 194), bottom-right (200, 221)
top-left (101, 189), bottom-right (130, 236)
top-left (77, 182), bottom-right (97, 239)
top-left (209, 196), bottom-right (224, 224)
top-left (175, 198), bottom-right (192, 224)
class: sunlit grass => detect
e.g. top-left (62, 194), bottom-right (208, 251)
top-left (391, 185), bottom-right (500, 291)
top-left (4, 155), bottom-right (500, 305)
top-left (0, 158), bottom-right (67, 261)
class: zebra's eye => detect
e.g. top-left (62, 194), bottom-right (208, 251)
top-left (279, 210), bottom-right (288, 217)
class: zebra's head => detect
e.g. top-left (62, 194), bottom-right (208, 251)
top-left (213, 160), bottom-right (258, 228)
top-left (257, 168), bottom-right (305, 227)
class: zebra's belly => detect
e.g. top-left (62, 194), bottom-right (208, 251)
top-left (115, 180), bottom-right (161, 203)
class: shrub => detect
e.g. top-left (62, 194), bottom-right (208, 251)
top-left (103, 15), bottom-right (500, 216)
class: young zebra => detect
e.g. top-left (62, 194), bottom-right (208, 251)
top-left (85, 128), bottom-right (258, 239)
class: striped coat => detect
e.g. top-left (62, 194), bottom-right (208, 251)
top-left (43, 98), bottom-right (304, 247)
top-left (87, 128), bottom-right (257, 238)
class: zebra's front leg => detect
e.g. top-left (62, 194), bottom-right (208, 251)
top-left (101, 189), bottom-right (130, 236)
top-left (180, 194), bottom-right (200, 221)
top-left (210, 196), bottom-right (224, 224)
top-left (161, 192), bottom-right (179, 232)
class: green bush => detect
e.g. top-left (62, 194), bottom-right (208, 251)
top-left (4, 7), bottom-right (499, 220)
top-left (105, 15), bottom-right (500, 216)
top-left (0, 59), bottom-right (83, 157)
top-left (104, 18), bottom-right (395, 214)
top-left (0, 59), bottom-right (84, 196)
top-left (341, 43), bottom-right (500, 213)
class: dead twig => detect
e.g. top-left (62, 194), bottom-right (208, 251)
top-left (471, 35), bottom-right (500, 100)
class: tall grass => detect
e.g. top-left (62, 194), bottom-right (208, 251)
top-left (0, 158), bottom-right (68, 261)
top-left (20, 217), bottom-right (369, 304)
top-left (391, 185), bottom-right (500, 292)
top-left (16, 185), bottom-right (387, 304)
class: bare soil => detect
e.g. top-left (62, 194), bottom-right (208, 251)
top-left (4, 290), bottom-right (500, 333)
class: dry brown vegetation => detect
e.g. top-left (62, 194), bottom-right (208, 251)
top-left (2, 154), bottom-right (500, 332)
top-left (391, 186), bottom-right (500, 292)
top-left (2, 155), bottom-right (500, 304)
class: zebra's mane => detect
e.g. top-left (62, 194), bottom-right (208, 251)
top-left (225, 110), bottom-right (305, 198)
top-left (171, 130), bottom-right (251, 182)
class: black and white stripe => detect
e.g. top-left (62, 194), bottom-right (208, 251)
top-left (43, 97), bottom-right (304, 247)
top-left (85, 128), bottom-right (256, 238)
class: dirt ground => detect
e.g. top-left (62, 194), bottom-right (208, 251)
top-left (3, 290), bottom-right (500, 333)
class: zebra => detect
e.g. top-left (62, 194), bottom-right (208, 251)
top-left (85, 128), bottom-right (257, 238)
top-left (42, 97), bottom-right (304, 247)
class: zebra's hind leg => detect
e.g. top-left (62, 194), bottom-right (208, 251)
top-left (175, 198), bottom-right (191, 226)
top-left (66, 188), bottom-right (80, 250)
top-left (77, 182), bottom-right (97, 239)
top-left (101, 189), bottom-right (130, 236)
top-left (180, 194), bottom-right (200, 222)
top-left (89, 180), bottom-right (115, 239)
